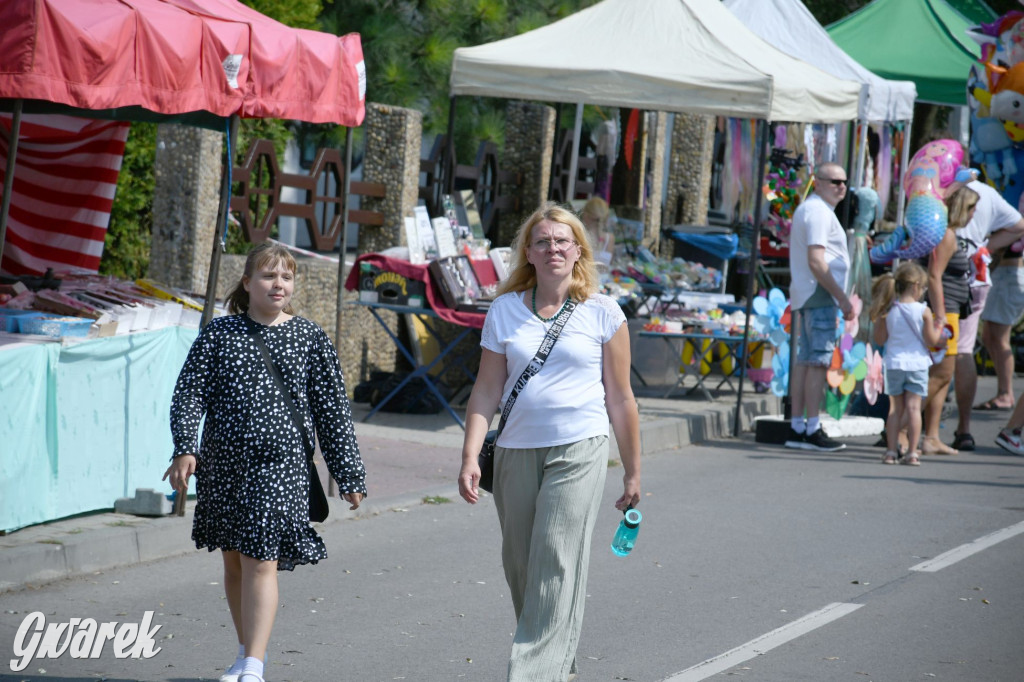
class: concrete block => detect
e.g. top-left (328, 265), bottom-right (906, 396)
top-left (0, 543), bottom-right (67, 591)
top-left (62, 526), bottom-right (140, 574)
top-left (114, 488), bottom-right (172, 517)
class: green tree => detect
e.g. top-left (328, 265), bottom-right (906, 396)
top-left (320, 0), bottom-right (599, 159)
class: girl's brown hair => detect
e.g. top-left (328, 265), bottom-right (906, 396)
top-left (226, 242), bottom-right (298, 315)
top-left (946, 185), bottom-right (979, 230)
top-left (498, 201), bottom-right (600, 302)
top-left (868, 261), bottom-right (928, 321)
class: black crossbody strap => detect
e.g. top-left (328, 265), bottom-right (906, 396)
top-left (243, 316), bottom-right (315, 460)
top-left (493, 297), bottom-right (578, 440)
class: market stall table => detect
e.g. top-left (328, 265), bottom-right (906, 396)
top-left (350, 300), bottom-right (482, 430)
top-left (638, 329), bottom-right (767, 401)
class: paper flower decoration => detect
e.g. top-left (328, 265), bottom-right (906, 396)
top-left (752, 288), bottom-right (790, 347)
top-left (752, 288), bottom-right (792, 397)
top-left (770, 340), bottom-right (790, 397)
top-left (844, 294), bottom-right (863, 338)
top-left (863, 346), bottom-right (883, 405)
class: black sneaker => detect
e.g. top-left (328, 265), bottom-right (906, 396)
top-left (784, 428), bottom-right (806, 449)
top-left (803, 428), bottom-right (846, 452)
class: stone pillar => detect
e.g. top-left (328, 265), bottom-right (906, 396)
top-left (662, 114), bottom-right (716, 257)
top-left (359, 103), bottom-right (422, 254)
top-left (503, 101), bottom-right (556, 245)
top-left (148, 124), bottom-right (222, 292)
top-left (644, 111), bottom-right (668, 248)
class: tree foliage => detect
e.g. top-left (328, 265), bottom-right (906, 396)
top-left (320, 0), bottom-right (600, 159)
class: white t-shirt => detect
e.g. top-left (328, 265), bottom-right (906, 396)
top-left (788, 193), bottom-right (850, 310)
top-left (958, 179), bottom-right (1023, 246)
top-left (480, 291), bottom-right (626, 449)
top-left (884, 301), bottom-right (931, 371)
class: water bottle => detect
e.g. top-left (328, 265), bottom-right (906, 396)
top-left (611, 507), bottom-right (642, 557)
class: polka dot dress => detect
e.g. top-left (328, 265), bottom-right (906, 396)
top-left (170, 314), bottom-right (366, 571)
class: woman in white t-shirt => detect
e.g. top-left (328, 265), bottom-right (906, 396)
top-left (458, 202), bottom-right (641, 682)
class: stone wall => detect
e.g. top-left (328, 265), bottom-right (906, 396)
top-left (644, 111), bottom-right (669, 247)
top-left (663, 113), bottom-right (716, 256)
top-left (148, 125), bottom-right (222, 293)
top-left (502, 101), bottom-right (556, 245)
top-left (359, 103), bottom-right (422, 254)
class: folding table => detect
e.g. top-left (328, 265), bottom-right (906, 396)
top-left (638, 330), bottom-right (766, 401)
top-left (351, 300), bottom-right (478, 428)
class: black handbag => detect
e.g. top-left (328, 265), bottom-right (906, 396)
top-left (478, 298), bottom-right (577, 493)
top-left (244, 317), bottom-right (330, 522)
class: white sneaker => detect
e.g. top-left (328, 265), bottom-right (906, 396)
top-left (218, 675), bottom-right (239, 682)
top-left (995, 428), bottom-right (1024, 455)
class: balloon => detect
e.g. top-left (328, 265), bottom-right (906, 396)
top-left (870, 139), bottom-right (972, 264)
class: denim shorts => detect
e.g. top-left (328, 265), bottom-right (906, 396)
top-left (795, 306), bottom-right (838, 366)
top-left (884, 367), bottom-right (929, 397)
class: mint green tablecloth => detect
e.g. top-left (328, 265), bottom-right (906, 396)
top-left (0, 326), bottom-right (197, 532)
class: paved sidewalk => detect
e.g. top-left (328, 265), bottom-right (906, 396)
top-left (0, 386), bottom-right (779, 594)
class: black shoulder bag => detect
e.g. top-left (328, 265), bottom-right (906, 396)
top-left (478, 298), bottom-right (577, 493)
top-left (243, 317), bottom-right (330, 522)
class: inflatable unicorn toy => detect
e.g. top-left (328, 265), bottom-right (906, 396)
top-left (870, 139), bottom-right (977, 264)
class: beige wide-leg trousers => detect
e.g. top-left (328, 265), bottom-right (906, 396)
top-left (493, 435), bottom-right (608, 682)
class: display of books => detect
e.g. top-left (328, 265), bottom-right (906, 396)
top-left (428, 255), bottom-right (489, 313)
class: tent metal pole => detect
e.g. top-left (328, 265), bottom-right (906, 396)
top-left (548, 103), bottom-right (563, 200)
top-left (200, 114), bottom-right (239, 330)
top-left (854, 118), bottom-right (868, 189)
top-left (733, 119), bottom-right (769, 438)
top-left (335, 126), bottom-right (353, 349)
top-left (896, 116), bottom-right (912, 228)
top-left (566, 101), bottom-right (584, 201)
top-left (331, 124), bottom-right (354, 500)
top-left (0, 98), bottom-right (23, 270)
top-left (444, 96), bottom-right (456, 195)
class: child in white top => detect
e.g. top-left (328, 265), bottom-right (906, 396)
top-left (871, 262), bottom-right (943, 465)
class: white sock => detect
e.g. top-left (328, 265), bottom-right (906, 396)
top-left (226, 644), bottom-right (246, 674)
top-left (791, 417), bottom-right (806, 433)
top-left (240, 656), bottom-right (264, 680)
top-left (806, 416), bottom-right (820, 434)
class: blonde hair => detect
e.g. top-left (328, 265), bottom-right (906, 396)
top-left (946, 186), bottom-right (979, 230)
top-left (581, 196), bottom-right (610, 230)
top-left (868, 261), bottom-right (928, 321)
top-left (226, 242), bottom-right (298, 315)
top-left (498, 202), bottom-right (600, 302)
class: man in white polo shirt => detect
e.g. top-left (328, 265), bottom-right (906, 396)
top-left (785, 163), bottom-right (855, 452)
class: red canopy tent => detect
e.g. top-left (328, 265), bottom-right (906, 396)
top-left (0, 0), bottom-right (366, 286)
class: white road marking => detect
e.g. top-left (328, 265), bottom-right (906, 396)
top-left (910, 519), bottom-right (1024, 573)
top-left (660, 602), bottom-right (863, 682)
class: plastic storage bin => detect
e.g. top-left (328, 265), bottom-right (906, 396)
top-left (0, 309), bottom-right (44, 333)
top-left (17, 314), bottom-right (93, 338)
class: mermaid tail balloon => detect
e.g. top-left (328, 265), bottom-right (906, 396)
top-left (869, 139), bottom-right (974, 265)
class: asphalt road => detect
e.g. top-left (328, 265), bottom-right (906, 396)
top-left (2, 408), bottom-right (1023, 682)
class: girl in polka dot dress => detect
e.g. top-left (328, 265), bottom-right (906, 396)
top-left (164, 242), bottom-right (366, 682)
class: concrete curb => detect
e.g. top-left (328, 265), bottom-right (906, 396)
top-left (0, 393), bottom-right (774, 594)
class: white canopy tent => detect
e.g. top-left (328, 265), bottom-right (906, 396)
top-left (449, 0), bottom-right (863, 435)
top-left (724, 0), bottom-right (917, 220)
top-left (451, 0), bottom-right (861, 124)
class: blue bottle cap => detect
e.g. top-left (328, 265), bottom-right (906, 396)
top-left (623, 508), bottom-right (642, 528)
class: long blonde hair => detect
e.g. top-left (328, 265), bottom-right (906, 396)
top-left (498, 202), bottom-right (600, 301)
top-left (945, 186), bottom-right (979, 230)
top-left (226, 242), bottom-right (298, 315)
top-left (868, 261), bottom-right (928, 321)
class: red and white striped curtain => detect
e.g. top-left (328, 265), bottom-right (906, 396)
top-left (0, 113), bottom-right (129, 277)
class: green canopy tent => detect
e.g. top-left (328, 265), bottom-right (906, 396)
top-left (827, 0), bottom-right (992, 107)
top-left (827, 0), bottom-right (995, 223)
